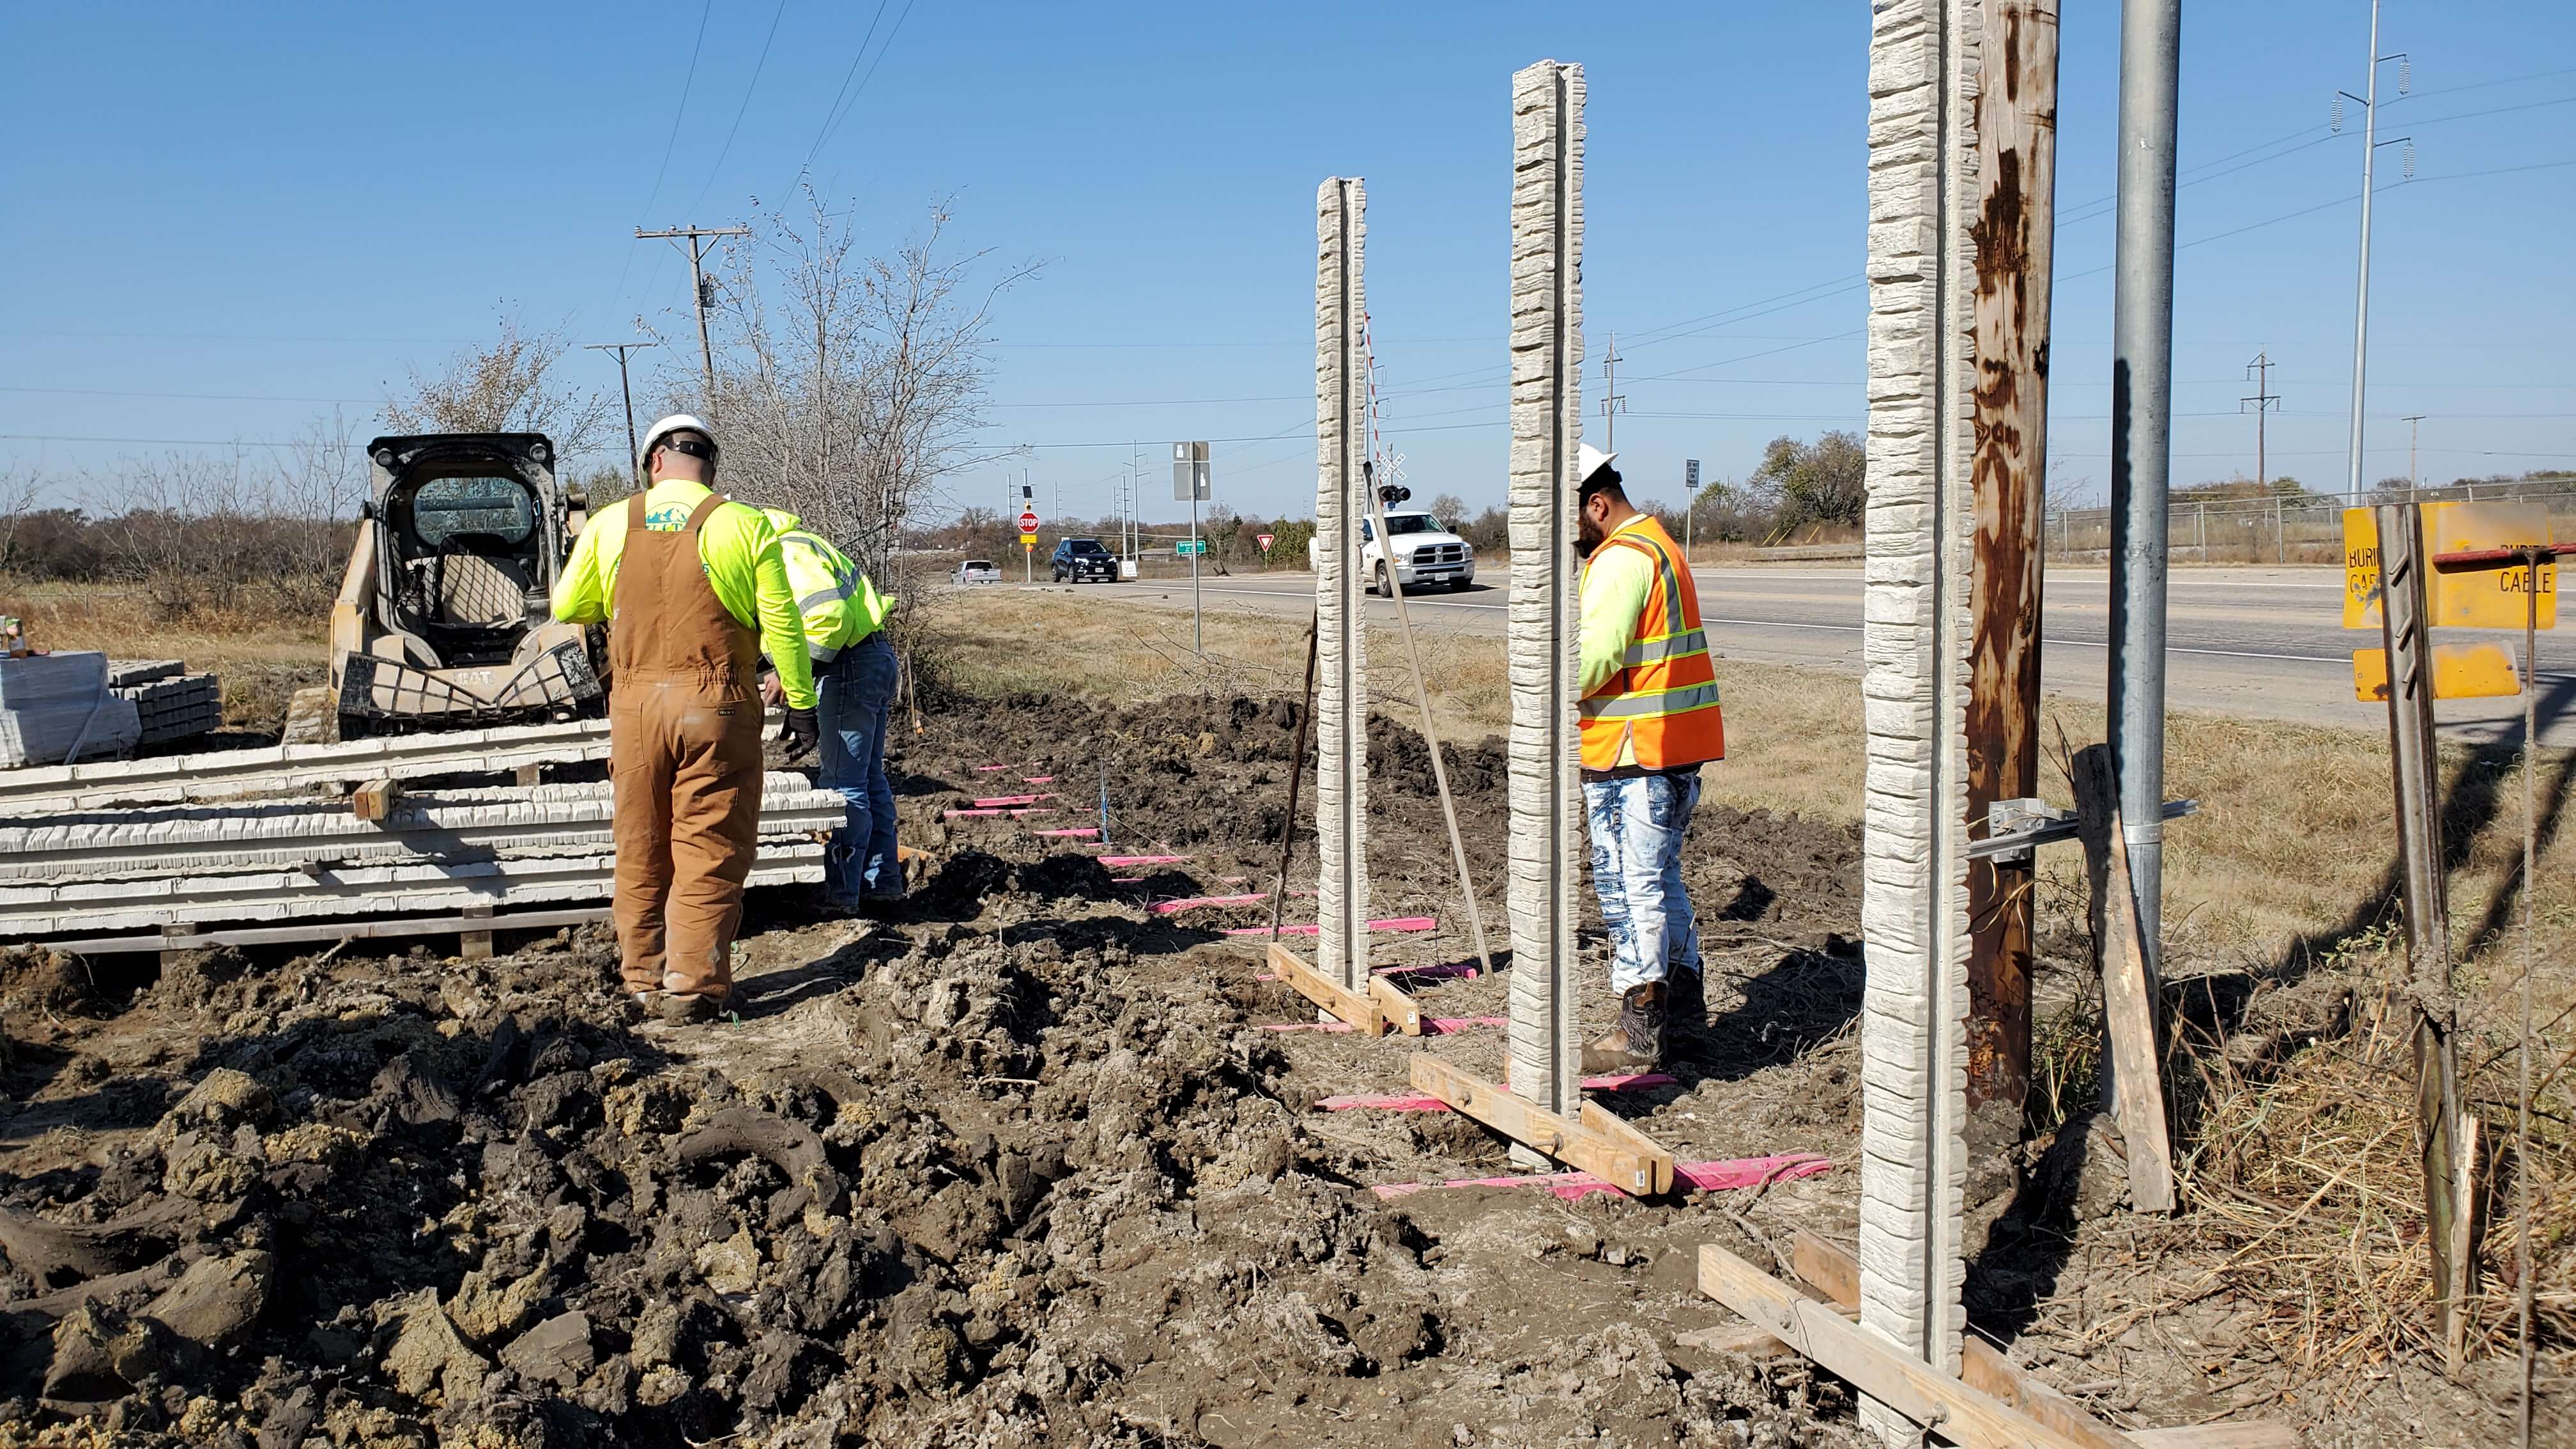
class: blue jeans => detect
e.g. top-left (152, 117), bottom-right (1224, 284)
top-left (1583, 767), bottom-right (1703, 995)
top-left (816, 632), bottom-right (900, 903)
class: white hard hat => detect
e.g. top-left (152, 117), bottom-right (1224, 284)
top-left (639, 413), bottom-right (719, 470)
top-left (1577, 443), bottom-right (1620, 486)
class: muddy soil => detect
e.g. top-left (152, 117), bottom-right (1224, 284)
top-left (0, 689), bottom-right (2524, 1446)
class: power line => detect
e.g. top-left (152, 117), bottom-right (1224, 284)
top-left (613, 0), bottom-right (717, 314)
top-left (800, 0), bottom-right (894, 169)
top-left (686, 0), bottom-right (793, 217)
top-left (813, 0), bottom-right (917, 158)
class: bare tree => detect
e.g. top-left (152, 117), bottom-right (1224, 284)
top-left (383, 314), bottom-right (613, 461)
top-left (0, 467), bottom-right (42, 575)
top-left (687, 190), bottom-right (1038, 592)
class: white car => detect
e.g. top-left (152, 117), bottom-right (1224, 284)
top-left (952, 558), bottom-right (1002, 585)
top-left (1307, 510), bottom-right (1476, 594)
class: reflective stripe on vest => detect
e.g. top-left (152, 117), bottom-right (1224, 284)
top-left (1618, 627), bottom-right (1708, 666)
top-left (1580, 679), bottom-right (1723, 719)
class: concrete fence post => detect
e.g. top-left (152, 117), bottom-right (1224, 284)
top-left (1859, 0), bottom-right (1980, 1432)
top-left (1314, 177), bottom-right (1372, 995)
top-left (1504, 59), bottom-right (1586, 1142)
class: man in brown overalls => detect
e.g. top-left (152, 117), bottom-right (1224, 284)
top-left (552, 415), bottom-right (817, 1023)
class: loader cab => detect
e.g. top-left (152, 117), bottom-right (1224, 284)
top-left (370, 434), bottom-right (562, 667)
top-left (332, 433), bottom-right (601, 730)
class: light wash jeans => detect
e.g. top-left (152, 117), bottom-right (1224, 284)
top-left (1582, 767), bottom-right (1703, 995)
top-left (816, 632), bottom-right (900, 904)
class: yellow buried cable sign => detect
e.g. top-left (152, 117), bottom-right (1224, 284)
top-left (2342, 507), bottom-right (2382, 629)
top-left (2345, 502), bottom-right (2557, 631)
top-left (2353, 640), bottom-right (2523, 703)
top-left (2422, 501), bottom-right (2556, 630)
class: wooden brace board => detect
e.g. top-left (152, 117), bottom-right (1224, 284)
top-left (1700, 1243), bottom-right (2115, 1449)
top-left (2073, 747), bottom-right (2178, 1213)
top-left (1267, 944), bottom-right (1391, 1031)
top-left (1745, 1231), bottom-right (2290, 1449)
top-left (1407, 1054), bottom-right (1673, 1196)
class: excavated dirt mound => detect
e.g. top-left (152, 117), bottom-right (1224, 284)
top-left (4, 687), bottom-right (2494, 1446)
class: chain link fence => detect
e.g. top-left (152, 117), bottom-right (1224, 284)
top-left (2044, 482), bottom-right (2576, 565)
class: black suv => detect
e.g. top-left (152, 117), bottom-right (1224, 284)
top-left (1050, 537), bottom-right (1118, 583)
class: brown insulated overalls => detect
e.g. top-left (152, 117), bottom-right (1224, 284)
top-left (608, 491), bottom-right (764, 1004)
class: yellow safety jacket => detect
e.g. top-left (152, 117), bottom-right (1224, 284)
top-left (760, 510), bottom-right (893, 663)
top-left (1577, 514), bottom-right (1725, 772)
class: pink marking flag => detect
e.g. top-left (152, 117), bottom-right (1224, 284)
top-left (1223, 916), bottom-right (1436, 938)
top-left (1098, 854), bottom-right (1190, 867)
top-left (1262, 1015), bottom-right (1505, 1035)
top-left (1033, 827), bottom-right (1100, 839)
top-left (1319, 1072), bottom-right (1674, 1112)
top-left (1370, 1154), bottom-right (1831, 1202)
top-left (972, 793), bottom-right (1057, 808)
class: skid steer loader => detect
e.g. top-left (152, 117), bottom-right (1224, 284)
top-left (325, 433), bottom-right (603, 734)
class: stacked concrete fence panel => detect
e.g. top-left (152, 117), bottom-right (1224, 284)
top-left (1315, 176), bottom-right (1372, 993)
top-left (1504, 61), bottom-right (1584, 1126)
top-left (1859, 0), bottom-right (1979, 1435)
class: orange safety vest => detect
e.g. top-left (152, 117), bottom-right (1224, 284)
top-left (1579, 516), bottom-right (1726, 771)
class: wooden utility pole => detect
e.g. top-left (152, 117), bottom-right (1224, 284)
top-left (1964, 0), bottom-right (2060, 1117)
top-left (635, 224), bottom-right (750, 411)
top-left (583, 341), bottom-right (657, 486)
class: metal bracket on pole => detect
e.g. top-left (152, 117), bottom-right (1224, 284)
top-left (1970, 797), bottom-right (2198, 866)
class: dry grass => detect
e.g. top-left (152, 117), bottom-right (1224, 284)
top-left (8, 577), bottom-right (336, 732)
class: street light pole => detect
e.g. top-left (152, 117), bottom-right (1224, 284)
top-left (2338, 0), bottom-right (2412, 504)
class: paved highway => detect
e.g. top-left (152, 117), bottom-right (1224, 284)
top-left (1059, 565), bottom-right (2576, 747)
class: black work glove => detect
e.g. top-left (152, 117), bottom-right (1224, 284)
top-left (782, 706), bottom-right (820, 762)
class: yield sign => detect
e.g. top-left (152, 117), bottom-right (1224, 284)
top-left (1256, 532), bottom-right (1276, 552)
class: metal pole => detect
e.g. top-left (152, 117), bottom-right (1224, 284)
top-left (2375, 502), bottom-right (2467, 1366)
top-left (2110, 0), bottom-right (2180, 1027)
top-left (2197, 501), bottom-right (2206, 560)
top-left (2276, 494), bottom-right (2285, 564)
top-left (1191, 489), bottom-right (1201, 655)
top-left (2345, 0), bottom-right (2383, 505)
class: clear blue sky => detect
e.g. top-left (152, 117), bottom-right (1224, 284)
top-left (5, 1), bottom-right (2570, 521)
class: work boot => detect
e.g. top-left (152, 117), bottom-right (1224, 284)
top-left (1581, 982), bottom-right (1667, 1074)
top-left (619, 991), bottom-right (659, 1026)
top-left (1664, 965), bottom-right (1705, 1029)
top-left (659, 992), bottom-right (724, 1027)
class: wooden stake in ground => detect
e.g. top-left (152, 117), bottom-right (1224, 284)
top-left (2372, 502), bottom-right (2471, 1367)
top-left (1963, 0), bottom-right (2059, 1119)
top-left (1267, 616), bottom-right (1319, 940)
top-left (1502, 59), bottom-right (1586, 1144)
top-left (1314, 176), bottom-right (1373, 1001)
top-left (1857, 0), bottom-right (1980, 1414)
top-left (2071, 744), bottom-right (2174, 1213)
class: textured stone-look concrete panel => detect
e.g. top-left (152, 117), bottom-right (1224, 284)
top-left (1505, 61), bottom-right (1584, 1126)
top-left (1859, 0), bottom-right (1979, 1435)
top-left (1314, 177), bottom-right (1372, 992)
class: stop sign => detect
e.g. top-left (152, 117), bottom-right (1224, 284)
top-left (1017, 510), bottom-right (1039, 533)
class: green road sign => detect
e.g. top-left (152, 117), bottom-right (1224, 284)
top-left (1174, 539), bottom-right (1208, 556)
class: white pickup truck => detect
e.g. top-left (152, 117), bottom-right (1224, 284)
top-left (1307, 510), bottom-right (1478, 594)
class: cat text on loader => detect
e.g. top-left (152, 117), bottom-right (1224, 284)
top-left (328, 433), bottom-right (604, 733)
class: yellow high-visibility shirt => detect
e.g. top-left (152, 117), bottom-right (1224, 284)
top-left (549, 479), bottom-right (816, 710)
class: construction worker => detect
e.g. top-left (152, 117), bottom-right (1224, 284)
top-left (550, 415), bottom-right (818, 1024)
top-left (1572, 445), bottom-right (1726, 1071)
top-left (756, 509), bottom-right (903, 910)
